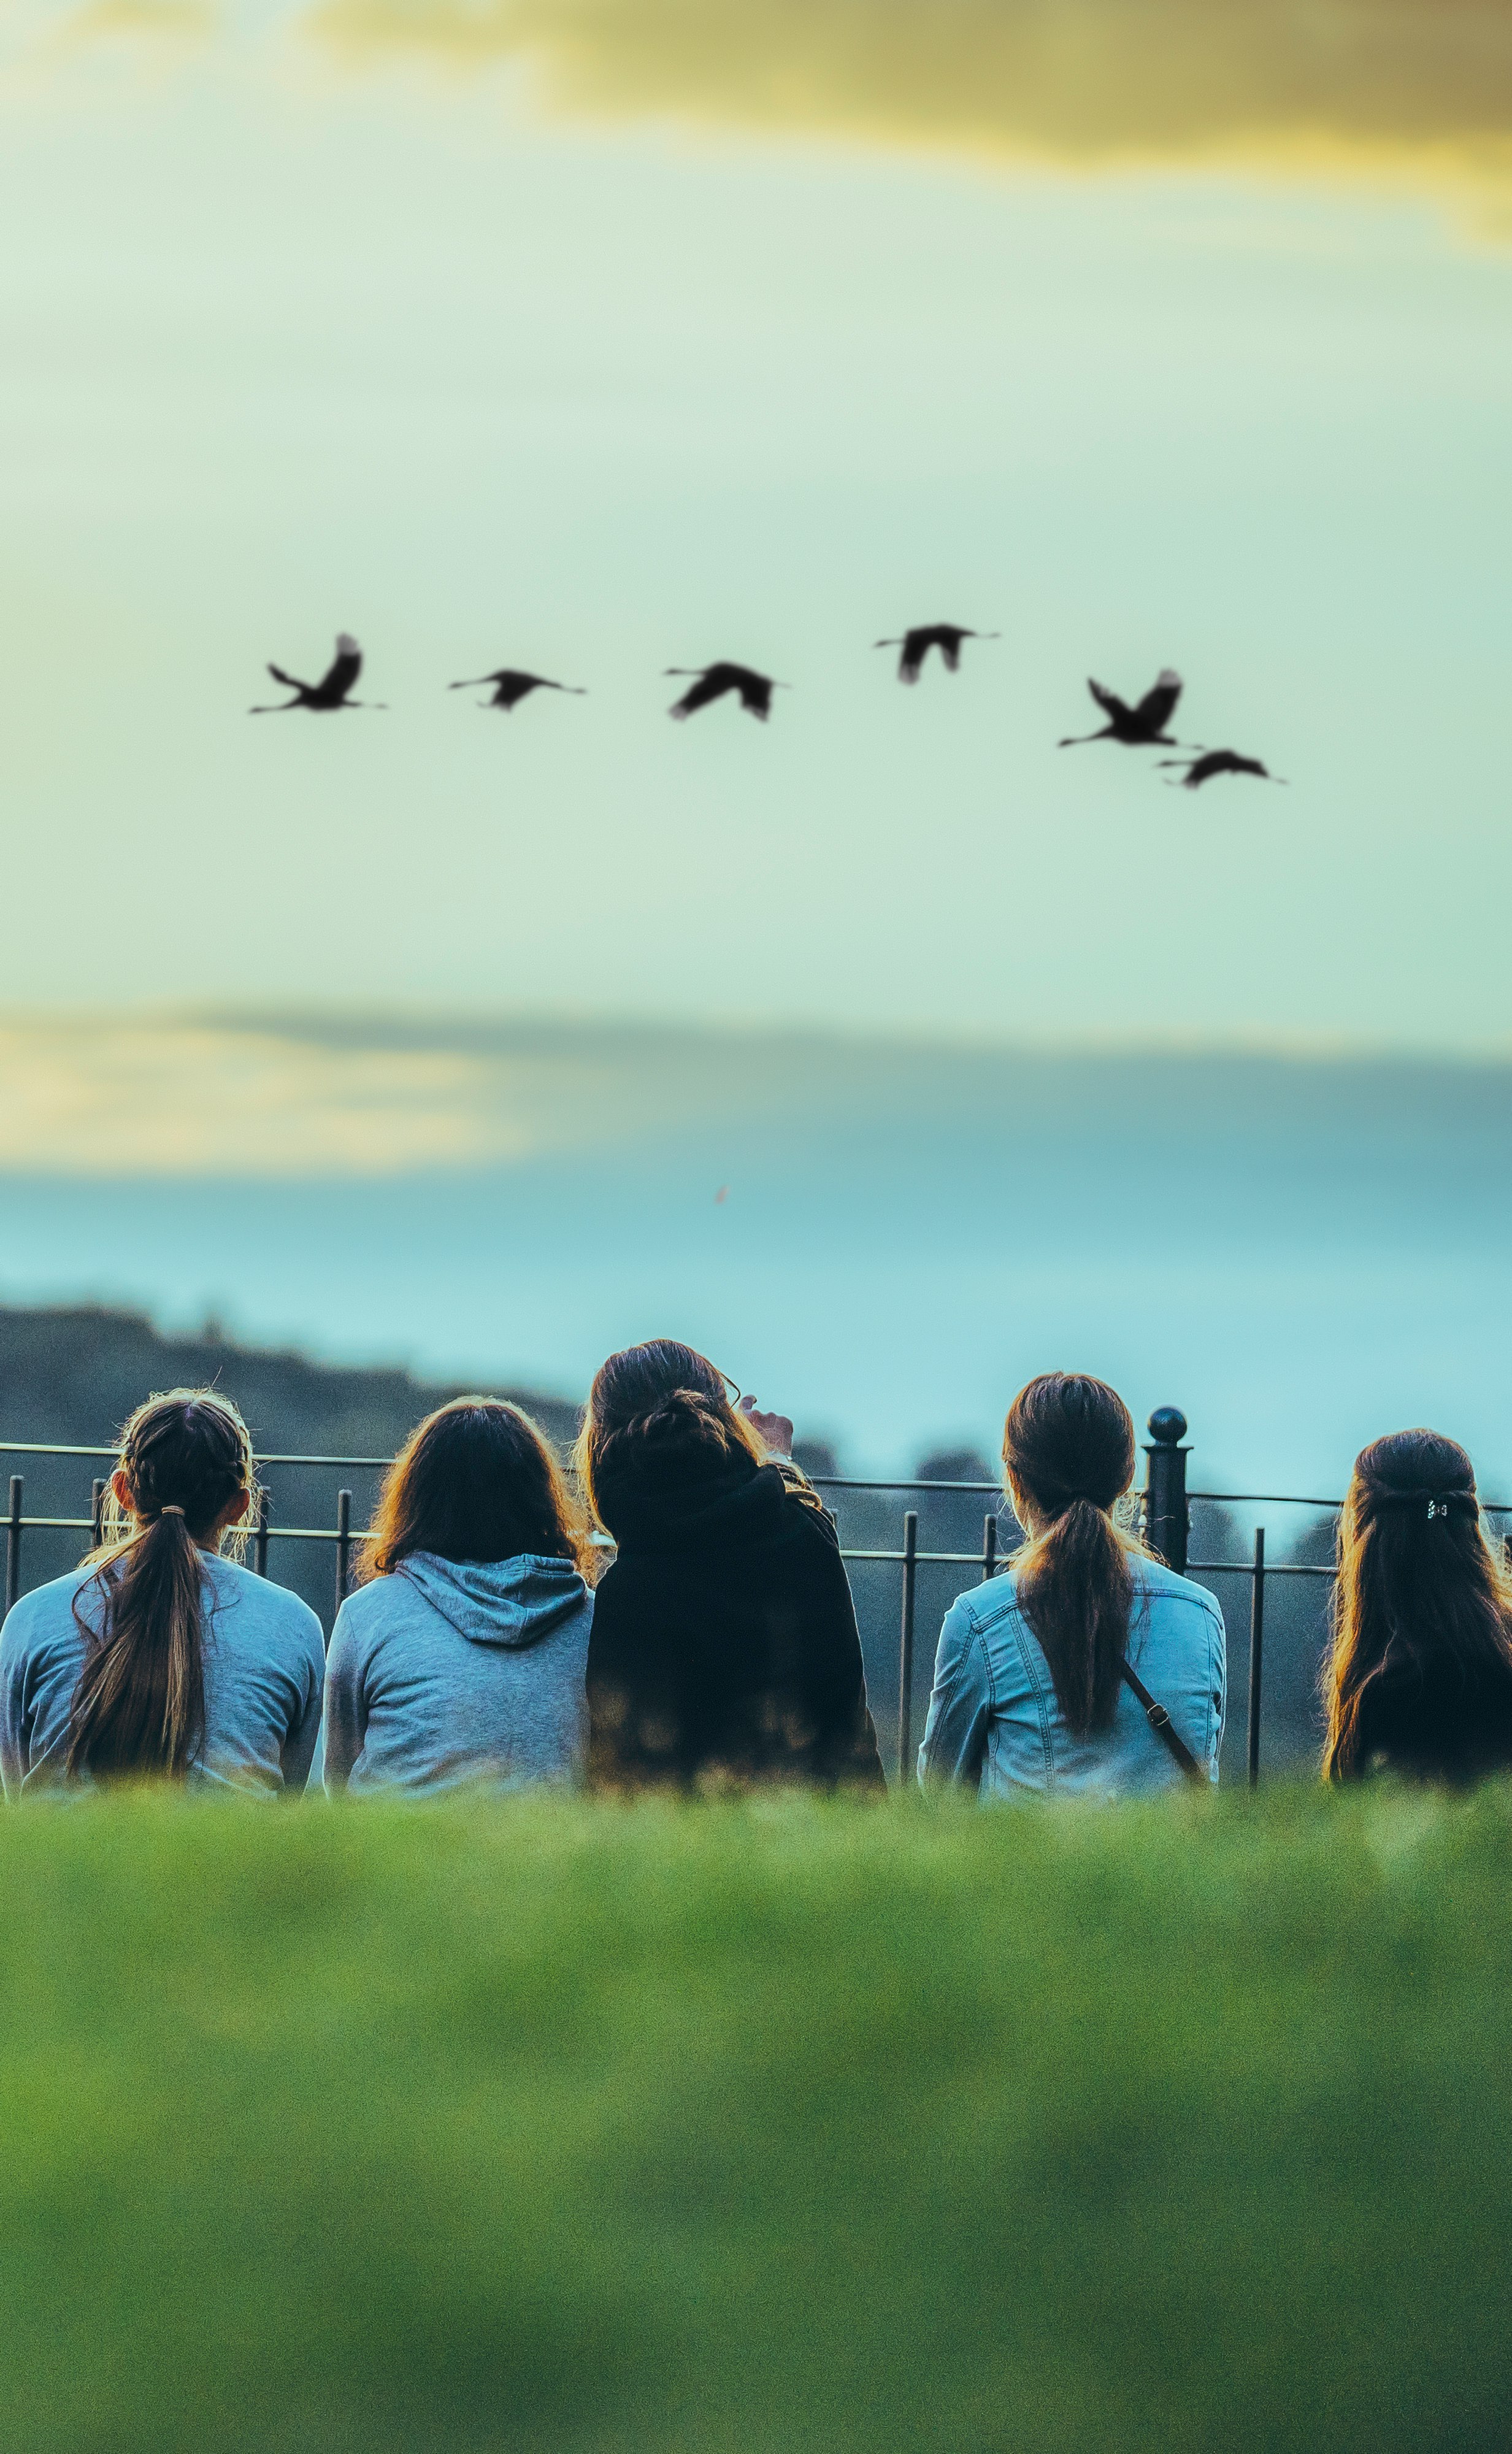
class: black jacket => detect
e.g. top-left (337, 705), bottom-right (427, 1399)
top-left (586, 1453), bottom-right (885, 1793)
top-left (1349, 1649), bottom-right (1512, 1785)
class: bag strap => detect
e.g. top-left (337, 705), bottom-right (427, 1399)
top-left (1119, 1658), bottom-right (1207, 1787)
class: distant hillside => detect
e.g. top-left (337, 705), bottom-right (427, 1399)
top-left (0, 1304), bottom-right (581, 1629)
top-left (0, 1302), bottom-right (580, 1459)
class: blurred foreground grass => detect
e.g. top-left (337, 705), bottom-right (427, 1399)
top-left (0, 1784), bottom-right (1508, 2452)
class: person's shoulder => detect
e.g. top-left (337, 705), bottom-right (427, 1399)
top-left (332, 1572), bottom-right (406, 1629)
top-left (778, 1476), bottom-right (840, 1550)
top-left (1134, 1557), bottom-right (1224, 1621)
top-left (2, 1566), bottom-right (95, 1654)
top-left (948, 1567), bottom-right (1026, 1637)
top-left (210, 1558), bottom-right (324, 1651)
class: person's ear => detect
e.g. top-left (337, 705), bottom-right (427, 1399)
top-left (223, 1488), bottom-right (253, 1529)
top-left (110, 1469), bottom-right (131, 1512)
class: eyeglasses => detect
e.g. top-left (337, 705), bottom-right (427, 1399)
top-left (714, 1364), bottom-right (743, 1406)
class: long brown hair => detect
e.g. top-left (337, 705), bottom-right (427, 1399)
top-left (67, 1388), bottom-right (256, 1780)
top-left (1002, 1372), bottom-right (1151, 1736)
top-left (575, 1340), bottom-right (767, 1527)
top-left (1322, 1428), bottom-right (1512, 1780)
top-left (361, 1397), bottom-right (594, 1581)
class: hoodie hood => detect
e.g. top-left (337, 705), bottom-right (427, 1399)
top-left (595, 1455), bottom-right (798, 1557)
top-left (398, 1552), bottom-right (589, 1648)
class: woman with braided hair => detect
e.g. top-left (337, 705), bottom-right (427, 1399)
top-left (0, 1388), bottom-right (325, 1795)
top-left (1322, 1429), bottom-right (1512, 1784)
top-left (919, 1371), bottom-right (1226, 1800)
top-left (580, 1340), bottom-right (883, 1792)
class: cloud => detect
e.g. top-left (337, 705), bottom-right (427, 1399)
top-left (311, 0), bottom-right (1512, 186)
top-left (0, 1019), bottom-right (525, 1176)
top-left (58, 0), bottom-right (215, 44)
top-left (0, 1010), bottom-right (846, 1177)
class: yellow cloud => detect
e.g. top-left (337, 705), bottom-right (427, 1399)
top-left (63, 0), bottom-right (214, 41)
top-left (314, 0), bottom-right (1512, 189)
top-left (0, 1012), bottom-right (793, 1178)
top-left (0, 1020), bottom-right (523, 1176)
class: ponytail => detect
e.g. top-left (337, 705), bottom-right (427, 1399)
top-left (66, 1390), bottom-right (255, 1781)
top-left (67, 1510), bottom-right (210, 1777)
top-left (1013, 1497), bottom-right (1135, 1735)
top-left (1002, 1372), bottom-right (1146, 1737)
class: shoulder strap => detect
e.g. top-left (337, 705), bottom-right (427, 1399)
top-left (1119, 1657), bottom-right (1207, 1787)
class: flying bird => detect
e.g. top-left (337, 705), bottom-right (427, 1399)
top-left (449, 669), bottom-right (586, 711)
top-left (1059, 669), bottom-right (1183, 748)
top-left (874, 623), bottom-right (999, 685)
top-left (1159, 750), bottom-right (1287, 790)
top-left (666, 663), bottom-right (783, 722)
top-left (250, 634), bottom-right (381, 714)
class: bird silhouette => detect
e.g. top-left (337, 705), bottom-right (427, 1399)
top-left (449, 669), bottom-right (586, 711)
top-left (1059, 669), bottom-right (1183, 748)
top-left (874, 623), bottom-right (999, 685)
top-left (666, 663), bottom-right (783, 722)
top-left (250, 634), bottom-right (382, 714)
top-left (1159, 749), bottom-right (1286, 790)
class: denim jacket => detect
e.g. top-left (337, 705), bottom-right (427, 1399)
top-left (918, 1556), bottom-right (1226, 1801)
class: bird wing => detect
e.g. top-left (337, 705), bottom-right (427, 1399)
top-left (898, 629), bottom-right (928, 683)
top-left (1088, 678), bottom-right (1132, 723)
top-left (736, 671), bottom-right (775, 717)
top-left (669, 669), bottom-right (727, 718)
top-left (1133, 669), bottom-right (1182, 733)
top-left (266, 663), bottom-right (307, 691)
top-left (319, 642), bottom-right (362, 699)
top-left (940, 633), bottom-right (962, 672)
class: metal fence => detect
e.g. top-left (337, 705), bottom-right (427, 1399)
top-left (8, 1406), bottom-right (1501, 1788)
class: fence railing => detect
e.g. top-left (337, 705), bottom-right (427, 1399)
top-left (9, 1408), bottom-right (1502, 1788)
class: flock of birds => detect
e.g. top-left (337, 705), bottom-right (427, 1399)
top-left (250, 625), bottom-right (1284, 790)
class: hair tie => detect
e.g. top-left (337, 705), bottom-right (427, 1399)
top-left (156, 1504), bottom-right (186, 1518)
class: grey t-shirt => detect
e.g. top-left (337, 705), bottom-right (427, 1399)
top-left (0, 1553), bottom-right (326, 1798)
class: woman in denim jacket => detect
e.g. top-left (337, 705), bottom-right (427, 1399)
top-left (918, 1372), bottom-right (1225, 1801)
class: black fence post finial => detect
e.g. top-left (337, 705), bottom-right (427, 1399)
top-left (5, 1477), bottom-right (21, 1616)
top-left (1143, 1407), bottom-right (1190, 1574)
top-left (896, 1510), bottom-right (919, 1787)
top-left (334, 1489), bottom-right (352, 1634)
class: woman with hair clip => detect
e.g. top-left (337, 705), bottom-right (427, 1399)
top-left (0, 1388), bottom-right (326, 1796)
top-left (324, 1397), bottom-right (596, 1793)
top-left (1322, 1429), bottom-right (1512, 1785)
top-left (580, 1340), bottom-right (884, 1791)
top-left (918, 1372), bottom-right (1226, 1800)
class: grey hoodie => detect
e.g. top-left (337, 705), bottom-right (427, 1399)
top-left (323, 1550), bottom-right (593, 1795)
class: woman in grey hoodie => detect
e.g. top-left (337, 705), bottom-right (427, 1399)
top-left (324, 1398), bottom-right (596, 1794)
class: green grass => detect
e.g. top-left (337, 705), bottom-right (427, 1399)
top-left (1, 1783), bottom-right (1508, 2453)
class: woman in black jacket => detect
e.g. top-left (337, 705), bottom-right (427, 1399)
top-left (578, 1340), bottom-right (885, 1793)
top-left (1323, 1428), bottom-right (1512, 1785)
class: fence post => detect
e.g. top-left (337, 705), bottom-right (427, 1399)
top-left (1247, 1527), bottom-right (1265, 1790)
top-left (254, 1490), bottom-right (270, 1580)
top-left (334, 1489), bottom-right (352, 1623)
top-left (91, 1479), bottom-right (106, 1553)
top-left (980, 1512), bottom-right (998, 1583)
top-left (1143, 1407), bottom-right (1190, 1574)
top-left (5, 1477), bottom-right (20, 1615)
top-left (897, 1510), bottom-right (919, 1786)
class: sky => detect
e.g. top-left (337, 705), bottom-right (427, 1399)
top-left (2, 0), bottom-right (1512, 1048)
